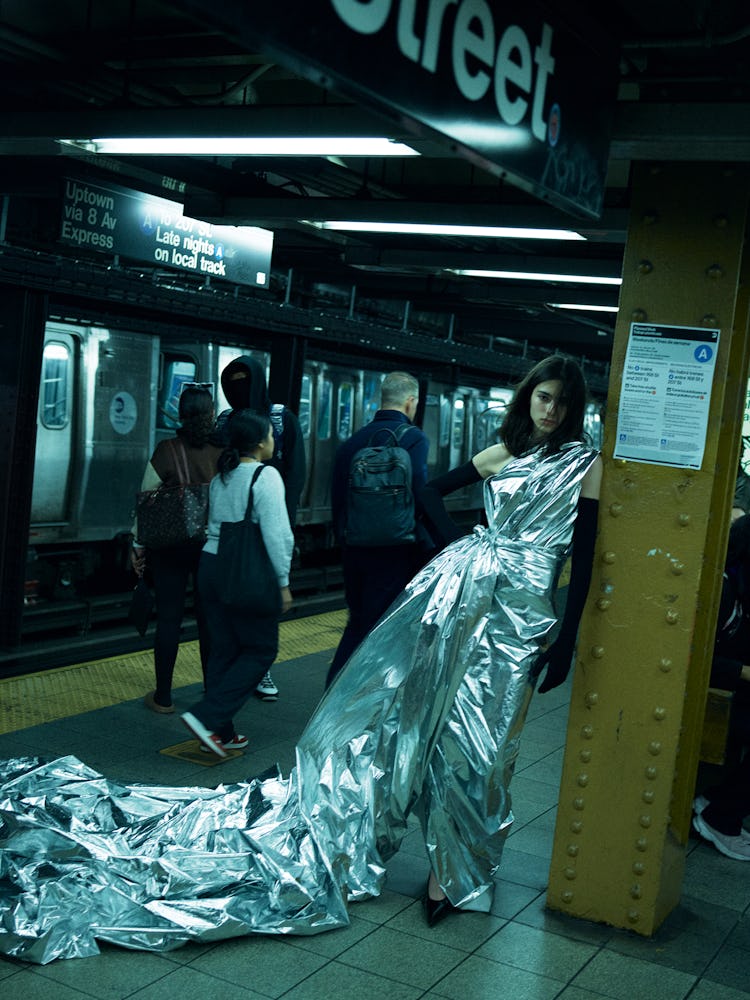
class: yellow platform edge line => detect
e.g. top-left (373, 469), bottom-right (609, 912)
top-left (0, 610), bottom-right (346, 736)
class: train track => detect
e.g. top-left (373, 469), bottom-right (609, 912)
top-left (1, 567), bottom-right (344, 678)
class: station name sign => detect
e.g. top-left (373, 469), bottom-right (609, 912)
top-left (181, 0), bottom-right (618, 218)
top-left (60, 178), bottom-right (273, 287)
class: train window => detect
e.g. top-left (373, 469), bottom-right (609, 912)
top-left (476, 404), bottom-right (508, 451)
top-left (452, 398), bottom-right (465, 449)
top-left (362, 373), bottom-right (382, 424)
top-left (40, 341), bottom-right (70, 429)
top-left (337, 383), bottom-right (354, 440)
top-left (317, 379), bottom-right (332, 440)
top-left (158, 356), bottom-right (196, 429)
top-left (299, 374), bottom-right (312, 438)
top-left (584, 402), bottom-right (603, 450)
top-left (438, 398), bottom-right (451, 448)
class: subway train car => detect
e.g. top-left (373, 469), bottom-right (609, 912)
top-left (26, 321), bottom-right (603, 610)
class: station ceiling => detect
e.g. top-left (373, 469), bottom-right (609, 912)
top-left (0, 1), bottom-right (748, 371)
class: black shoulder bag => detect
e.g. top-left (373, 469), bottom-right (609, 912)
top-left (214, 464), bottom-right (282, 616)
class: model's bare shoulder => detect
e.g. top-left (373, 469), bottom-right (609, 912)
top-left (580, 454), bottom-right (603, 499)
top-left (472, 443), bottom-right (513, 479)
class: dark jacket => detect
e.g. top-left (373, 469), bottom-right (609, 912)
top-left (713, 566), bottom-right (750, 691)
top-left (213, 355), bottom-right (307, 526)
top-left (331, 409), bottom-right (429, 545)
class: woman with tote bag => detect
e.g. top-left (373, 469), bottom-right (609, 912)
top-left (182, 409), bottom-right (294, 756)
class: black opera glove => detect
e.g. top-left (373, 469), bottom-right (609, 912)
top-left (537, 496), bottom-right (599, 694)
top-left (417, 459), bottom-right (483, 549)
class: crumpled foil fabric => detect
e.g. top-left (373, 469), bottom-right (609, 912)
top-left (0, 443), bottom-right (597, 963)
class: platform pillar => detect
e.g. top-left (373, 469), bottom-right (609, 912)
top-left (0, 285), bottom-right (47, 654)
top-left (547, 163), bottom-right (750, 934)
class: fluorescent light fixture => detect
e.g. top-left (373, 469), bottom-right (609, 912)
top-left (306, 221), bottom-right (585, 240)
top-left (60, 137), bottom-right (420, 157)
top-left (548, 303), bottom-right (620, 312)
top-left (451, 269), bottom-right (622, 285)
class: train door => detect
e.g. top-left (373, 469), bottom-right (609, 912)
top-left (584, 401), bottom-right (604, 450)
top-left (75, 327), bottom-right (159, 541)
top-left (301, 364), bottom-right (334, 523)
top-left (296, 366), bottom-right (313, 515)
top-left (421, 389), bottom-right (447, 478)
top-left (30, 328), bottom-right (77, 531)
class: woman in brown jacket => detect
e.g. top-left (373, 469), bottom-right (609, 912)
top-left (132, 386), bottom-right (222, 713)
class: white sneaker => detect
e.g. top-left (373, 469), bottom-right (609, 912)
top-left (692, 794), bottom-right (709, 815)
top-left (693, 813), bottom-right (750, 861)
top-left (255, 672), bottom-right (279, 701)
top-left (693, 796), bottom-right (750, 843)
top-left (181, 711), bottom-right (227, 759)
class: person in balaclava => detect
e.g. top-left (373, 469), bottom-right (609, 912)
top-left (214, 355), bottom-right (307, 701)
top-left (215, 356), bottom-right (306, 525)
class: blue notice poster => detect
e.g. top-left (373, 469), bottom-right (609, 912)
top-left (613, 322), bottom-right (720, 470)
top-left (61, 177), bottom-right (273, 288)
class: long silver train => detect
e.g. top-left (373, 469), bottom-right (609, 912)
top-left (27, 321), bottom-right (603, 604)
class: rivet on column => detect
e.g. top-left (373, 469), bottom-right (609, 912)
top-left (645, 766), bottom-right (658, 780)
top-left (653, 707), bottom-right (667, 721)
top-left (639, 815), bottom-right (652, 828)
top-left (635, 836), bottom-right (648, 851)
top-left (561, 890), bottom-right (574, 903)
top-left (665, 609), bottom-right (679, 624)
top-left (570, 820), bottom-right (583, 834)
top-left (642, 789), bottom-right (655, 804)
top-left (630, 884), bottom-right (643, 900)
top-left (659, 658), bottom-right (672, 673)
top-left (573, 797), bottom-right (585, 811)
top-left (648, 741), bottom-right (662, 756)
top-left (567, 844), bottom-right (579, 858)
top-left (577, 774), bottom-right (589, 787)
top-left (579, 749), bottom-right (592, 763)
top-left (581, 725), bottom-right (594, 739)
top-left (564, 867), bottom-right (577, 880)
top-left (632, 862), bottom-right (645, 876)
top-left (627, 909), bottom-right (641, 924)
top-left (678, 513), bottom-right (690, 526)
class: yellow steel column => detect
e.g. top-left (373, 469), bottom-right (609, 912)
top-left (547, 163), bottom-right (750, 935)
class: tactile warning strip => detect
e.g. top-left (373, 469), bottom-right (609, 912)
top-left (0, 610), bottom-right (346, 735)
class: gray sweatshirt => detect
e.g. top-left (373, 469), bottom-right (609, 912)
top-left (204, 462), bottom-right (294, 587)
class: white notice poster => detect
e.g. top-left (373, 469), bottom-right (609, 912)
top-left (613, 322), bottom-right (720, 470)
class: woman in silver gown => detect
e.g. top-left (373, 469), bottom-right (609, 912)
top-left (0, 356), bottom-right (602, 962)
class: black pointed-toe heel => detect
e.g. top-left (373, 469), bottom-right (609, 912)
top-left (423, 892), bottom-right (459, 927)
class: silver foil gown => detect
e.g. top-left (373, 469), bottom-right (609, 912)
top-left (0, 443), bottom-right (597, 963)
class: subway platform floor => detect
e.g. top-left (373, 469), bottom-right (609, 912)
top-left (0, 617), bottom-right (748, 1000)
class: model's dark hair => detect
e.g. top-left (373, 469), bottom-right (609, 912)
top-left (500, 355), bottom-right (588, 456)
top-left (177, 386), bottom-right (215, 447)
top-left (218, 409), bottom-right (272, 482)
